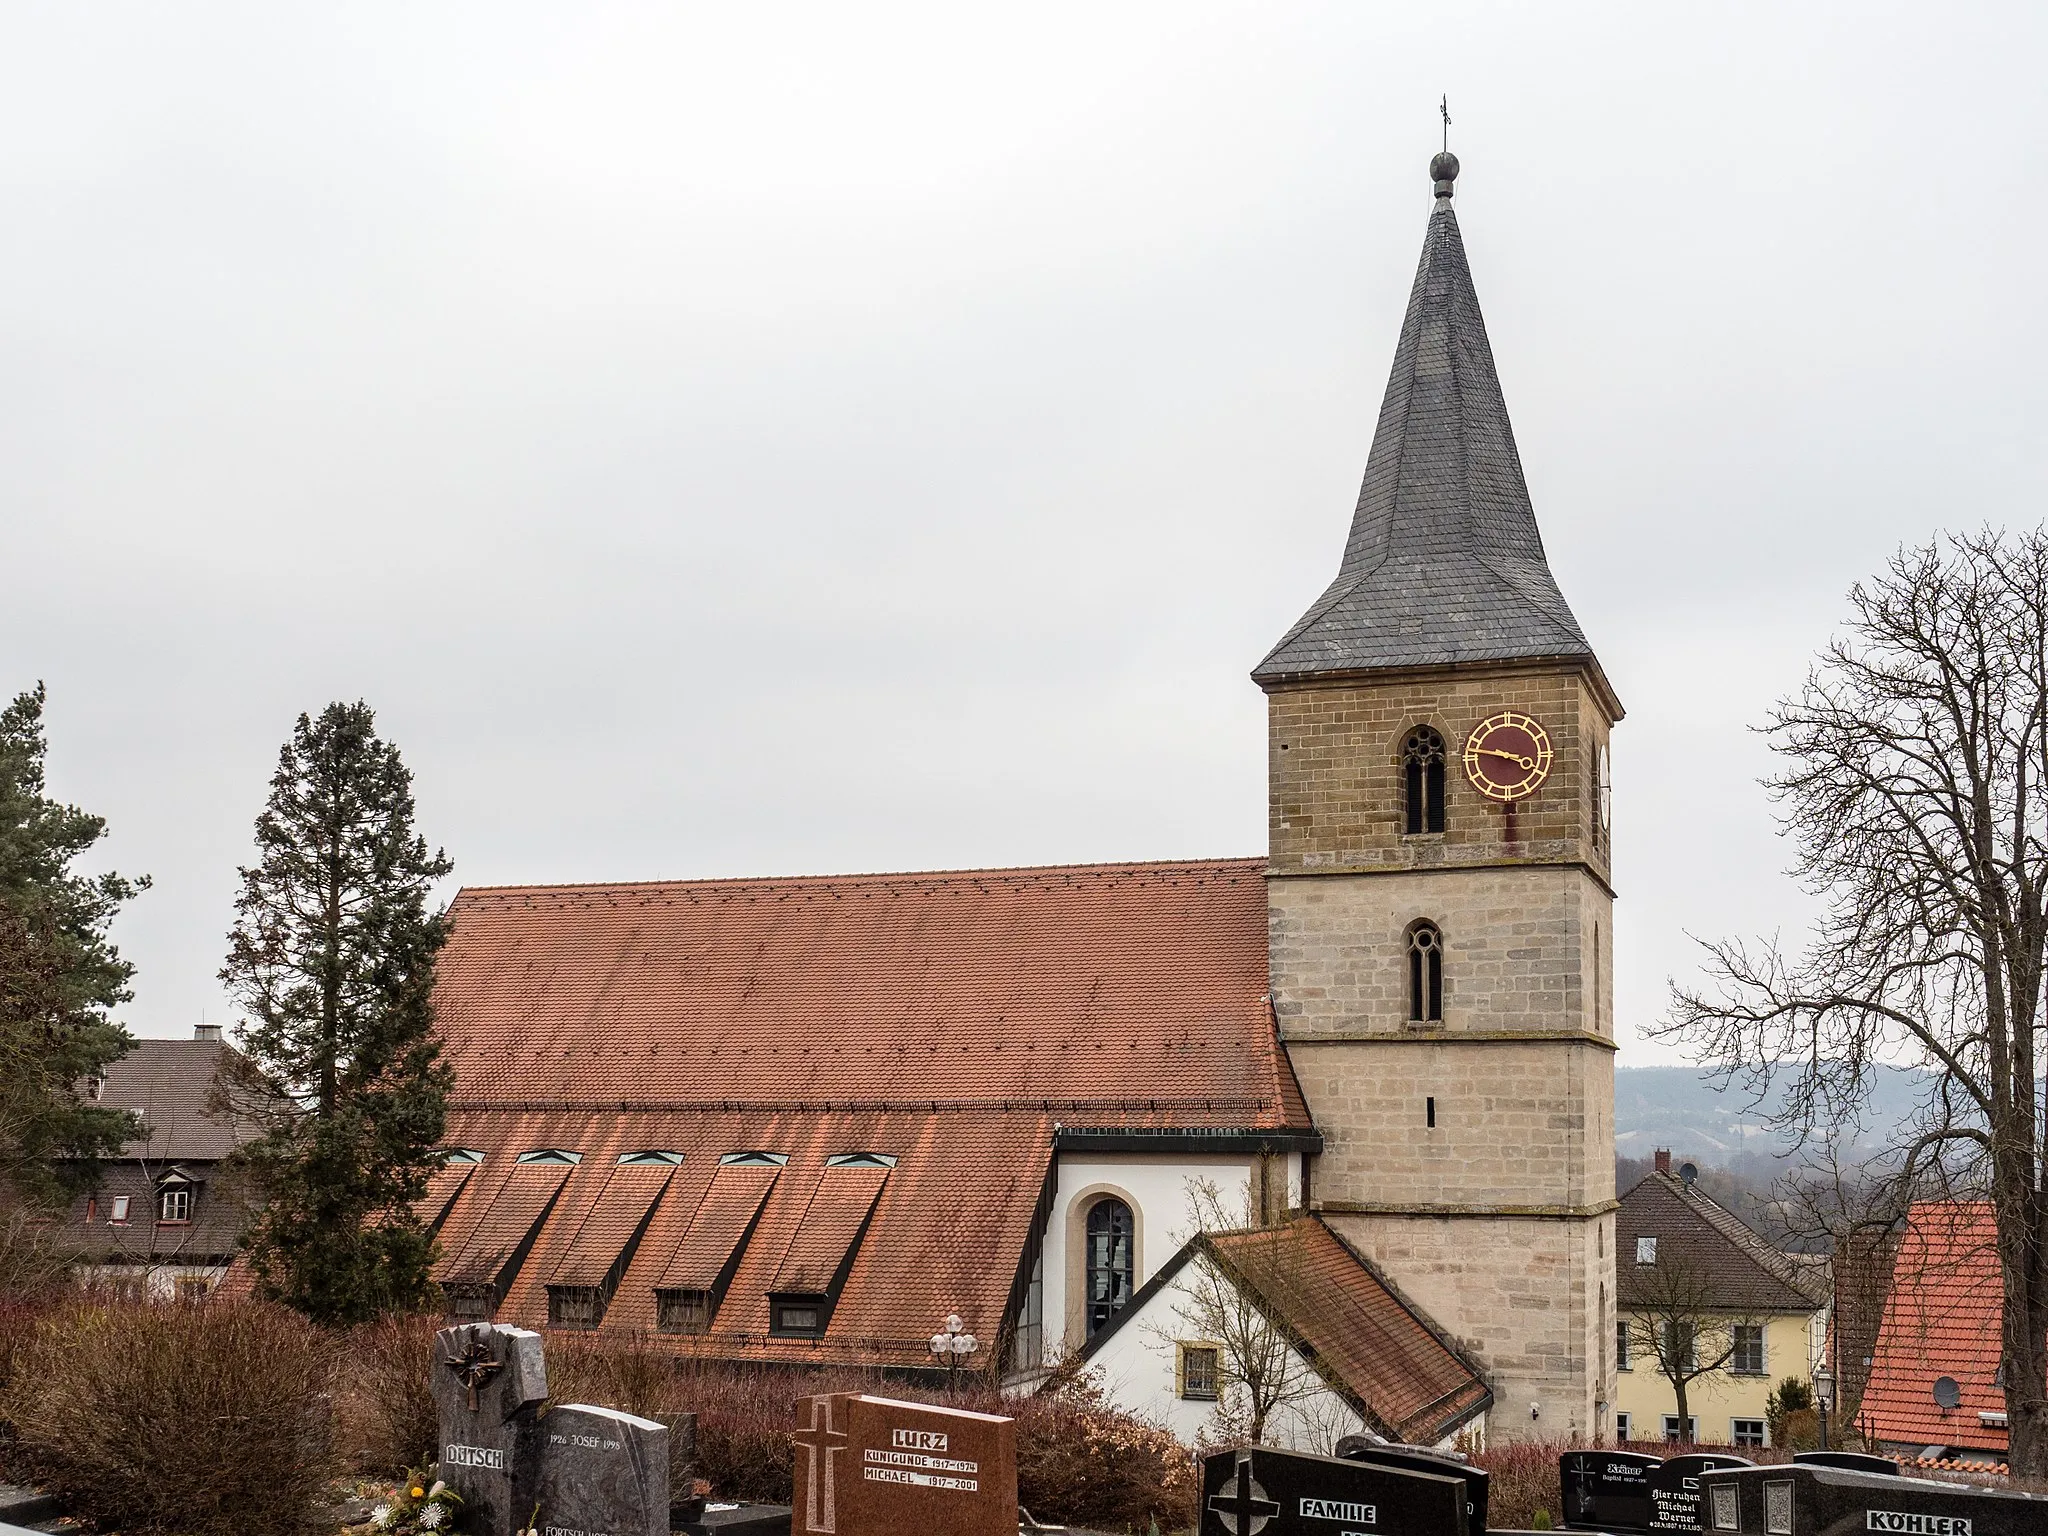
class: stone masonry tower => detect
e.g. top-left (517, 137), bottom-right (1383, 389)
top-left (1256, 152), bottom-right (1621, 1443)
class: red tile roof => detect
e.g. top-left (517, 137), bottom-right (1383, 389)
top-left (434, 859), bottom-right (1307, 1129)
top-left (1860, 1202), bottom-right (2011, 1453)
top-left (415, 858), bottom-right (1314, 1364)
top-left (1082, 1216), bottom-right (1491, 1443)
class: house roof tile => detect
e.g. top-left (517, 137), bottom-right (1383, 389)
top-left (1859, 1202), bottom-right (2009, 1453)
top-left (1617, 1172), bottom-right (1823, 1314)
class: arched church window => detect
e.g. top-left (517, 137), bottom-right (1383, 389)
top-left (1403, 726), bottom-right (1447, 835)
top-left (1407, 920), bottom-right (1443, 1023)
top-left (1084, 1198), bottom-right (1135, 1336)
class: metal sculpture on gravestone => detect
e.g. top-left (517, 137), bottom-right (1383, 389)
top-left (1699, 1461), bottom-right (2048, 1536)
top-left (432, 1322), bottom-right (549, 1536)
top-left (1199, 1444), bottom-right (1467, 1536)
top-left (1559, 1448), bottom-right (1663, 1532)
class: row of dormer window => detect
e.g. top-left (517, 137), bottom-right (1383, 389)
top-left (445, 1147), bottom-right (896, 1169)
top-left (85, 1188), bottom-right (192, 1225)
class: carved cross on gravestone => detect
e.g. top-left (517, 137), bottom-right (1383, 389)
top-left (1207, 1451), bottom-right (1279, 1536)
top-left (791, 1393), bottom-right (850, 1533)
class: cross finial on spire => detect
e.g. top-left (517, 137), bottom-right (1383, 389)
top-left (1430, 99), bottom-right (1460, 198)
top-left (1440, 94), bottom-right (1451, 153)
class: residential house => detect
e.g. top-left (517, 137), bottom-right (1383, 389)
top-left (1614, 1152), bottom-right (1830, 1447)
top-left (64, 1025), bottom-right (255, 1300)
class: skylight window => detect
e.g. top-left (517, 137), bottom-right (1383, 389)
top-left (619, 1150), bottom-right (683, 1166)
top-left (718, 1151), bottom-right (789, 1167)
top-left (825, 1153), bottom-right (898, 1168)
top-left (1636, 1236), bottom-right (1657, 1265)
top-left (444, 1148), bottom-right (485, 1164)
top-left (515, 1148), bottom-right (583, 1165)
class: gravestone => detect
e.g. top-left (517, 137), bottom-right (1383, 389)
top-left (532, 1403), bottom-right (669, 1536)
top-left (1644, 1454), bottom-right (1753, 1534)
top-left (1560, 1449), bottom-right (1663, 1532)
top-left (791, 1393), bottom-right (1016, 1536)
top-left (1792, 1450), bottom-right (1900, 1476)
top-left (1200, 1444), bottom-right (1467, 1536)
top-left (431, 1321), bottom-right (549, 1536)
top-left (1698, 1462), bottom-right (2048, 1536)
top-left (1334, 1438), bottom-right (1488, 1536)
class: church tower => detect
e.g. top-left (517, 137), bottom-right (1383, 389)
top-left (1257, 151), bottom-right (1620, 1442)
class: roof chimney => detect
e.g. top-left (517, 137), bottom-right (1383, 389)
top-left (194, 1023), bottom-right (222, 1043)
top-left (1654, 1148), bottom-right (1671, 1175)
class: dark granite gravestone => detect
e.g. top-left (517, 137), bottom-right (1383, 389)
top-left (1698, 1462), bottom-right (2048, 1536)
top-left (531, 1402), bottom-right (668, 1536)
top-left (1200, 1444), bottom-right (1467, 1536)
top-left (431, 1322), bottom-right (549, 1536)
top-left (791, 1393), bottom-right (1016, 1536)
top-left (1792, 1450), bottom-right (1900, 1476)
top-left (676, 1505), bottom-right (793, 1535)
top-left (1333, 1438), bottom-right (1488, 1536)
top-left (1644, 1454), bottom-right (1753, 1534)
top-left (1560, 1449), bottom-right (1664, 1532)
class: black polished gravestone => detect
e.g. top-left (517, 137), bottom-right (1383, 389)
top-left (1334, 1437), bottom-right (1488, 1536)
top-left (1698, 1461), bottom-right (2048, 1536)
top-left (1560, 1449), bottom-right (1664, 1532)
top-left (1792, 1451), bottom-right (1900, 1477)
top-left (1201, 1444), bottom-right (1467, 1536)
top-left (431, 1322), bottom-right (550, 1536)
top-left (532, 1403), bottom-right (669, 1536)
top-left (1643, 1454), bottom-right (1753, 1534)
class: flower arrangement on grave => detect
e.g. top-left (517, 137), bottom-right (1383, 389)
top-left (370, 1468), bottom-right (464, 1533)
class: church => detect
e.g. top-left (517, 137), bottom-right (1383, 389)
top-left (421, 149), bottom-right (1621, 1449)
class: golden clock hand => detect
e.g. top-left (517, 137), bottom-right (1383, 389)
top-left (1478, 748), bottom-right (1537, 770)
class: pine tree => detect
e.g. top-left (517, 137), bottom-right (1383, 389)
top-left (0, 683), bottom-right (146, 1209)
top-left (221, 701), bottom-right (453, 1325)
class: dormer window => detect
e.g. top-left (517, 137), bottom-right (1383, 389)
top-left (770, 1294), bottom-right (828, 1338)
top-left (825, 1153), bottom-right (897, 1168)
top-left (158, 1188), bottom-right (192, 1224)
top-left (515, 1148), bottom-right (582, 1165)
top-left (618, 1150), bottom-right (683, 1166)
top-left (444, 1148), bottom-right (486, 1164)
top-left (719, 1151), bottom-right (789, 1167)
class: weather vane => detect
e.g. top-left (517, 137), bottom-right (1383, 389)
top-left (1440, 94), bottom-right (1452, 152)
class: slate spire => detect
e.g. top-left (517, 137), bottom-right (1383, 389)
top-left (1254, 153), bottom-right (1598, 684)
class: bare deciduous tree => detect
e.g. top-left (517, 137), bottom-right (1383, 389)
top-left (1623, 1248), bottom-right (1742, 1445)
top-left (1661, 528), bottom-right (2048, 1474)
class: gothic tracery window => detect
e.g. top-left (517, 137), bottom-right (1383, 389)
top-left (1403, 726), bottom-right (1447, 835)
top-left (1407, 920), bottom-right (1443, 1022)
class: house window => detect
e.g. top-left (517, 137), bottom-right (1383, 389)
top-left (1012, 1253), bottom-right (1044, 1373)
top-left (443, 1283), bottom-right (496, 1321)
top-left (1664, 1320), bottom-right (1698, 1371)
top-left (175, 1277), bottom-right (210, 1303)
top-left (85, 1196), bottom-right (97, 1224)
top-left (656, 1288), bottom-right (712, 1335)
top-left (547, 1285), bottom-right (605, 1330)
top-left (1407, 921), bottom-right (1443, 1022)
top-left (109, 1195), bottom-right (131, 1225)
top-left (1731, 1324), bottom-right (1765, 1374)
top-left (158, 1188), bottom-right (192, 1224)
top-left (1616, 1320), bottom-right (1631, 1370)
top-left (1662, 1415), bottom-right (1698, 1443)
top-left (1403, 726), bottom-right (1447, 834)
top-left (1178, 1343), bottom-right (1221, 1401)
top-left (1614, 1412), bottom-right (1632, 1442)
top-left (1731, 1418), bottom-right (1766, 1448)
top-left (1636, 1236), bottom-right (1657, 1265)
top-left (770, 1296), bottom-right (827, 1338)
top-left (108, 1273), bottom-right (147, 1303)
top-left (1084, 1199), bottom-right (1135, 1336)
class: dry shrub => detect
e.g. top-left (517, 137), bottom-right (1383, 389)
top-left (0, 1298), bottom-right (339, 1536)
top-left (340, 1311), bottom-right (442, 1475)
top-left (1011, 1371), bottom-right (1199, 1532)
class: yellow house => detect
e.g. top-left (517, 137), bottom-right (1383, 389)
top-left (1613, 1154), bottom-right (1830, 1448)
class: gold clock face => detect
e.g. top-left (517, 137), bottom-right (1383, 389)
top-left (1463, 711), bottom-right (1553, 802)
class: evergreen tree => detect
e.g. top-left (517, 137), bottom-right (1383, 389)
top-left (0, 684), bottom-right (145, 1208)
top-left (221, 701), bottom-right (453, 1325)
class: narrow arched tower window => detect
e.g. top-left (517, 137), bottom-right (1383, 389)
top-left (1403, 726), bottom-right (1447, 834)
top-left (1407, 920), bottom-right (1443, 1022)
top-left (1084, 1198), bottom-right (1135, 1336)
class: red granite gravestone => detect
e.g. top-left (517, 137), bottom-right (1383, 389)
top-left (791, 1393), bottom-right (1015, 1536)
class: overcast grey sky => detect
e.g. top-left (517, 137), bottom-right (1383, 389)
top-left (6, 3), bottom-right (2045, 1059)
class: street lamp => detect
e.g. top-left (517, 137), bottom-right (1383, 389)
top-left (930, 1313), bottom-right (978, 1391)
top-left (1813, 1362), bottom-right (1836, 1452)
